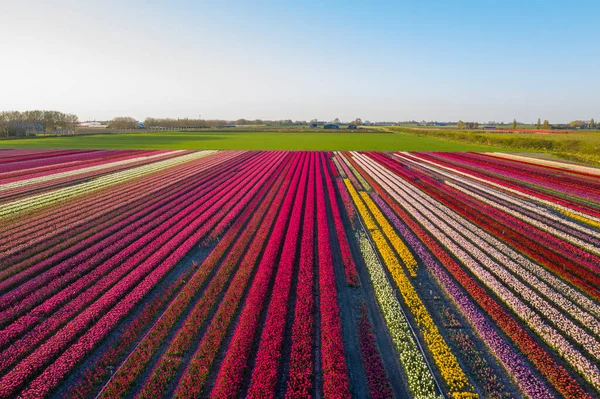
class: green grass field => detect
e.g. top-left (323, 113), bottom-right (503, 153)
top-left (0, 130), bottom-right (515, 151)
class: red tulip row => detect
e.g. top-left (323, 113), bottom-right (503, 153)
top-left (97, 153), bottom-right (291, 399)
top-left (66, 262), bottom-right (199, 399)
top-left (285, 152), bottom-right (316, 398)
top-left (0, 153), bottom-right (279, 376)
top-left (0, 151), bottom-right (244, 262)
top-left (246, 152), bottom-right (310, 397)
top-left (132, 153), bottom-right (291, 399)
top-left (209, 153), bottom-right (307, 398)
top-left (336, 177), bottom-right (358, 226)
top-left (323, 153), bottom-right (359, 287)
top-left (0, 152), bottom-right (262, 326)
top-left (171, 154), bottom-right (302, 399)
top-left (357, 303), bottom-right (393, 399)
top-left (0, 150), bottom-right (117, 174)
top-left (355, 153), bottom-right (590, 399)
top-left (412, 152), bottom-right (600, 219)
top-left (2, 153), bottom-right (286, 399)
top-left (368, 152), bottom-right (600, 298)
top-left (315, 152), bottom-right (351, 398)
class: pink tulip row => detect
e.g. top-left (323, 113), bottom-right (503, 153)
top-left (0, 151), bottom-right (244, 259)
top-left (357, 303), bottom-right (393, 399)
top-left (246, 152), bottom-right (310, 397)
top-left (323, 153), bottom-right (359, 287)
top-left (315, 152), bottom-right (351, 398)
top-left (285, 153), bottom-right (316, 398)
top-left (132, 152), bottom-right (289, 399)
top-left (209, 152), bottom-right (306, 398)
top-left (353, 152), bottom-right (591, 399)
top-left (98, 153), bottom-right (292, 399)
top-left (172, 155), bottom-right (300, 399)
top-left (0, 150), bottom-right (116, 174)
top-left (1, 153), bottom-right (286, 399)
top-left (336, 177), bottom-right (358, 226)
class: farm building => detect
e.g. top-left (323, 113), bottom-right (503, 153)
top-left (310, 123), bottom-right (318, 129)
top-left (347, 124), bottom-right (357, 130)
top-left (483, 125), bottom-right (497, 130)
top-left (323, 123), bottom-right (339, 130)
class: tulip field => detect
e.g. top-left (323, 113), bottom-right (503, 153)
top-left (0, 148), bottom-right (599, 399)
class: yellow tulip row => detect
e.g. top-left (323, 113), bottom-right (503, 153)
top-left (344, 178), bottom-right (476, 397)
top-left (560, 209), bottom-right (600, 229)
top-left (359, 191), bottom-right (418, 277)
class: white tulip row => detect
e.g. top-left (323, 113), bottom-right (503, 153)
top-left (0, 151), bottom-right (181, 191)
top-left (0, 151), bottom-right (216, 219)
top-left (355, 230), bottom-right (442, 399)
top-left (353, 153), bottom-right (600, 391)
top-left (395, 152), bottom-right (600, 224)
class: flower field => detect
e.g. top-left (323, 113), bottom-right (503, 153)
top-left (0, 148), bottom-right (598, 398)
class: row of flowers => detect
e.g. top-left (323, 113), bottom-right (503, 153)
top-left (245, 153), bottom-right (310, 397)
top-left (207, 153), bottom-right (307, 398)
top-left (285, 154), bottom-right (316, 398)
top-left (323, 155), bottom-right (360, 286)
top-left (313, 153), bottom-right (351, 398)
top-left (354, 229), bottom-right (441, 398)
top-left (355, 153), bottom-right (593, 398)
top-left (101, 153), bottom-right (296, 399)
top-left (335, 152), bottom-right (372, 191)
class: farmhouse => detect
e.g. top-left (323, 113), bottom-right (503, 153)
top-left (347, 124), bottom-right (357, 130)
top-left (323, 123), bottom-right (339, 130)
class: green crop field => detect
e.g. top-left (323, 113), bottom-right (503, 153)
top-left (0, 130), bottom-right (516, 151)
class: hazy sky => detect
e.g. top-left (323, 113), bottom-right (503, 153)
top-left (1, 0), bottom-right (599, 122)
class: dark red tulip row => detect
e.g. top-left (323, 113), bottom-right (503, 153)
top-left (285, 153), bottom-right (316, 398)
top-left (352, 153), bottom-right (591, 399)
top-left (246, 152), bottom-right (310, 397)
top-left (323, 153), bottom-right (359, 287)
top-left (209, 153), bottom-right (306, 398)
top-left (132, 153), bottom-right (291, 399)
top-left (315, 152), bottom-right (351, 398)
top-left (357, 304), bottom-right (393, 399)
top-left (172, 154), bottom-right (301, 399)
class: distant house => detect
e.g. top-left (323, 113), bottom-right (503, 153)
top-left (309, 123), bottom-right (318, 129)
top-left (483, 125), bottom-right (497, 130)
top-left (323, 123), bottom-right (339, 130)
top-left (347, 124), bottom-right (357, 130)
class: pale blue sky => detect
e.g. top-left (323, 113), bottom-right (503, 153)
top-left (1, 0), bottom-right (598, 122)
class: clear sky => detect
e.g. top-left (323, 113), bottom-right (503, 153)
top-left (1, 0), bottom-right (598, 123)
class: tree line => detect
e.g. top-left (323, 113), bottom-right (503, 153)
top-left (0, 110), bottom-right (79, 137)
